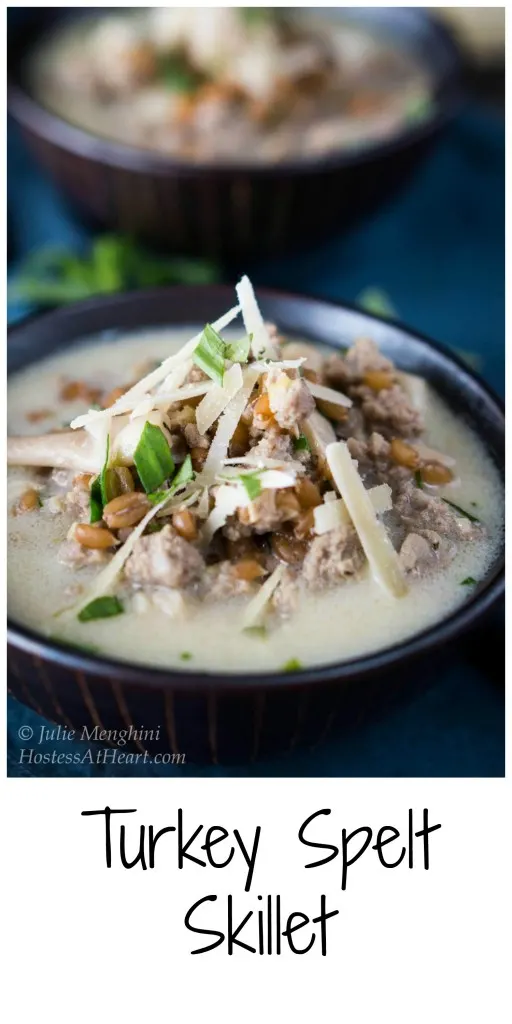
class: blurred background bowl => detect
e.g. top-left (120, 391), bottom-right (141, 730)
top-left (8, 7), bottom-right (463, 265)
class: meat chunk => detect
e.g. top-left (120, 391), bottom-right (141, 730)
top-left (186, 365), bottom-right (209, 385)
top-left (272, 568), bottom-right (300, 617)
top-left (399, 530), bottom-right (457, 575)
top-left (204, 561), bottom-right (255, 600)
top-left (302, 525), bottom-right (365, 590)
top-left (347, 432), bottom-right (410, 490)
top-left (239, 490), bottom-right (299, 534)
top-left (58, 540), bottom-right (111, 569)
top-left (124, 525), bottom-right (205, 589)
top-left (183, 423), bottom-right (210, 450)
top-left (351, 383), bottom-right (423, 438)
top-left (395, 484), bottom-right (481, 542)
top-left (266, 369), bottom-right (315, 430)
top-left (344, 337), bottom-right (395, 380)
top-left (64, 481), bottom-right (91, 520)
top-left (249, 430), bottom-right (294, 463)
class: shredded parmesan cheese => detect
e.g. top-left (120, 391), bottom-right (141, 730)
top-left (306, 380), bottom-right (352, 408)
top-left (236, 275), bottom-right (278, 361)
top-left (70, 304), bottom-right (240, 429)
top-left (313, 483), bottom-right (392, 535)
top-left (201, 365), bottom-right (260, 480)
top-left (241, 564), bottom-right (285, 629)
top-left (195, 363), bottom-right (243, 436)
top-left (326, 441), bottom-right (407, 599)
top-left (201, 484), bottom-right (251, 544)
top-left (302, 410), bottom-right (337, 458)
top-left (313, 498), bottom-right (350, 534)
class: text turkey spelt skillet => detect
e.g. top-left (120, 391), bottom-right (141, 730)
top-left (7, 278), bottom-right (502, 673)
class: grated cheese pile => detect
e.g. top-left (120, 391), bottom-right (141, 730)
top-left (63, 275), bottom-right (406, 625)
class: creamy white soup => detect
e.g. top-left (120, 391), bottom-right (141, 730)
top-left (28, 8), bottom-right (433, 164)
top-left (7, 287), bottom-right (503, 674)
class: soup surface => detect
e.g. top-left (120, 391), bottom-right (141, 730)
top-left (7, 311), bottom-right (503, 674)
top-left (29, 8), bottom-right (433, 163)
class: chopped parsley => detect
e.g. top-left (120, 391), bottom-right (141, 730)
top-left (243, 625), bottom-right (268, 639)
top-left (461, 577), bottom-right (477, 587)
top-left (78, 596), bottom-right (124, 622)
top-left (282, 658), bottom-right (303, 673)
top-left (180, 652), bottom-right (193, 662)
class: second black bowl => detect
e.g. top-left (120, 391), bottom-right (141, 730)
top-left (8, 7), bottom-right (463, 262)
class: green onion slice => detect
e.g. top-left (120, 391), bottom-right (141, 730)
top-left (225, 336), bottom-right (251, 364)
top-left (239, 471), bottom-right (262, 502)
top-left (243, 625), bottom-right (268, 639)
top-left (461, 576), bottom-right (477, 586)
top-left (148, 454), bottom-right (195, 505)
top-left (293, 434), bottom-right (311, 452)
top-left (134, 422), bottom-right (175, 493)
top-left (89, 434), bottom-right (110, 523)
top-left (193, 323), bottom-right (226, 386)
top-left (78, 596), bottom-right (124, 622)
top-left (414, 469), bottom-right (423, 489)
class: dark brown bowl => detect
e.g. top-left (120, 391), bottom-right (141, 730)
top-left (7, 286), bottom-right (504, 765)
top-left (8, 8), bottom-right (463, 262)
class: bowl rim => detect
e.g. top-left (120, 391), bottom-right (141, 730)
top-left (7, 284), bottom-right (504, 692)
top-left (7, 7), bottom-right (464, 178)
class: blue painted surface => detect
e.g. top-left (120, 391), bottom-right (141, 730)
top-left (7, 110), bottom-right (504, 777)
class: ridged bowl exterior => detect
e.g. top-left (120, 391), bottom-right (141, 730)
top-left (8, 8), bottom-right (463, 262)
top-left (7, 287), bottom-right (504, 766)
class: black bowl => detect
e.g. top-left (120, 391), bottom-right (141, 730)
top-left (7, 286), bottom-right (504, 765)
top-left (8, 7), bottom-right (463, 263)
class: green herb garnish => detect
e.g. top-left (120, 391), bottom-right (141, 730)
top-left (225, 336), bottom-right (251, 364)
top-left (89, 478), bottom-right (103, 524)
top-left (89, 435), bottom-right (110, 523)
top-left (9, 236), bottom-right (219, 308)
top-left (442, 499), bottom-right (480, 524)
top-left (461, 577), bottom-right (477, 586)
top-left (293, 434), bottom-right (311, 452)
top-left (78, 596), bottom-right (124, 622)
top-left (194, 323), bottom-right (227, 386)
top-left (282, 658), bottom-right (303, 673)
top-left (414, 469), bottom-right (423, 489)
top-left (134, 422), bottom-right (175, 494)
top-left (405, 93), bottom-right (434, 123)
top-left (240, 471), bottom-right (262, 502)
top-left (243, 625), bottom-right (268, 639)
top-left (148, 454), bottom-right (195, 505)
top-left (180, 652), bottom-right (193, 661)
top-left (357, 287), bottom-right (397, 320)
top-left (158, 54), bottom-right (204, 94)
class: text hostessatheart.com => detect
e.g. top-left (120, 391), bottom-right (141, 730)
top-left (81, 806), bottom-right (441, 957)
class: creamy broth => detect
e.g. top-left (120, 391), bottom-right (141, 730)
top-left (7, 328), bottom-right (503, 673)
